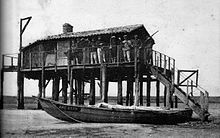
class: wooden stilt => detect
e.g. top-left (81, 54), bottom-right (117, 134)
top-left (53, 75), bottom-right (60, 101)
top-left (62, 75), bottom-right (68, 103)
top-left (166, 85), bottom-right (171, 109)
top-left (74, 79), bottom-right (77, 105)
top-left (37, 79), bottom-right (42, 109)
top-left (41, 52), bottom-right (46, 98)
top-left (89, 72), bottom-right (95, 105)
top-left (0, 68), bottom-right (4, 109)
top-left (17, 73), bottom-right (24, 108)
top-left (129, 80), bottom-right (134, 106)
top-left (117, 73), bottom-right (123, 105)
top-left (126, 74), bottom-right (131, 106)
top-left (174, 96), bottom-right (178, 108)
top-left (77, 79), bottom-right (82, 105)
top-left (81, 81), bottom-right (84, 105)
top-left (156, 80), bottom-right (160, 107)
top-left (139, 71), bottom-right (143, 106)
top-left (134, 46), bottom-right (140, 106)
top-left (69, 69), bottom-right (74, 104)
top-left (164, 86), bottom-right (167, 107)
top-left (101, 65), bottom-right (108, 103)
top-left (146, 72), bottom-right (151, 106)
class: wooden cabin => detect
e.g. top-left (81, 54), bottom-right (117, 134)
top-left (1, 24), bottom-right (210, 121)
top-left (21, 24), bottom-right (161, 106)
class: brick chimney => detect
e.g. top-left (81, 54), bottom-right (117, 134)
top-left (63, 23), bottom-right (73, 33)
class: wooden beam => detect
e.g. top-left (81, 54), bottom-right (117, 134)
top-left (166, 85), bottom-right (171, 109)
top-left (81, 81), bottom-right (84, 105)
top-left (70, 69), bottom-right (74, 104)
top-left (89, 72), bottom-right (95, 105)
top-left (146, 73), bottom-right (151, 106)
top-left (101, 65), bottom-right (108, 103)
top-left (62, 75), bottom-right (68, 103)
top-left (117, 74), bottom-right (123, 105)
top-left (0, 68), bottom-right (3, 109)
top-left (37, 79), bottom-right (42, 109)
top-left (164, 86), bottom-right (166, 107)
top-left (53, 75), bottom-right (60, 101)
top-left (134, 46), bottom-right (140, 106)
top-left (77, 79), bottom-right (82, 105)
top-left (156, 80), bottom-right (160, 107)
top-left (139, 72), bottom-right (143, 106)
top-left (17, 53), bottom-right (24, 109)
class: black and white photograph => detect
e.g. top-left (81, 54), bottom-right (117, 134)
top-left (0, 0), bottom-right (220, 137)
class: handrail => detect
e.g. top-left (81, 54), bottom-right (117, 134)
top-left (2, 54), bottom-right (18, 67)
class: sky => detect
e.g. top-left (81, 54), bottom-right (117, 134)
top-left (1, 0), bottom-right (220, 96)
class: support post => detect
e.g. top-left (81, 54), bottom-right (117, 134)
top-left (69, 69), bottom-right (74, 104)
top-left (139, 68), bottom-right (143, 106)
top-left (146, 72), bottom-right (151, 106)
top-left (77, 79), bottom-right (82, 105)
top-left (41, 52), bottom-right (46, 98)
top-left (89, 72), bottom-right (95, 105)
top-left (53, 75), bottom-right (60, 101)
top-left (134, 47), bottom-right (140, 106)
top-left (81, 81), bottom-right (84, 105)
top-left (156, 80), bottom-right (160, 107)
top-left (101, 65), bottom-right (108, 103)
top-left (62, 75), bottom-right (68, 103)
top-left (166, 85), bottom-right (171, 109)
top-left (164, 86), bottom-right (167, 107)
top-left (37, 79), bottom-right (42, 109)
top-left (0, 67), bottom-right (4, 109)
top-left (126, 74), bottom-right (133, 106)
top-left (17, 54), bottom-right (24, 109)
top-left (117, 73), bottom-right (123, 105)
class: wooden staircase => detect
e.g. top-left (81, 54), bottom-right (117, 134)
top-left (150, 51), bottom-right (210, 121)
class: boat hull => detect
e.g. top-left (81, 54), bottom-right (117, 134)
top-left (38, 98), bottom-right (193, 124)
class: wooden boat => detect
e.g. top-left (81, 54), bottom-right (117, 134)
top-left (38, 97), bottom-right (193, 124)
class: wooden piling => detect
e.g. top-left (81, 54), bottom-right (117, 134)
top-left (164, 86), bottom-right (167, 107)
top-left (69, 69), bottom-right (74, 104)
top-left (117, 73), bottom-right (123, 105)
top-left (62, 75), bottom-right (68, 103)
top-left (89, 72), bottom-right (95, 105)
top-left (134, 46), bottom-right (140, 106)
top-left (81, 81), bottom-right (84, 105)
top-left (0, 68), bottom-right (3, 109)
top-left (53, 75), bottom-right (60, 101)
top-left (101, 65), bottom-right (108, 103)
top-left (17, 53), bottom-right (24, 109)
top-left (37, 79), bottom-right (42, 109)
top-left (126, 74), bottom-right (133, 106)
top-left (166, 85), bottom-right (171, 109)
top-left (0, 55), bottom-right (4, 109)
top-left (146, 72), bottom-right (151, 106)
top-left (139, 70), bottom-right (143, 106)
top-left (77, 79), bottom-right (83, 105)
top-left (156, 80), bottom-right (160, 106)
top-left (41, 52), bottom-right (46, 98)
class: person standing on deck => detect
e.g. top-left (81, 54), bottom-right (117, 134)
top-left (109, 36), bottom-right (117, 63)
top-left (90, 38), bottom-right (98, 64)
top-left (122, 35), bottom-right (132, 62)
top-left (133, 35), bottom-right (142, 61)
top-left (96, 36), bottom-right (105, 63)
top-left (144, 36), bottom-right (155, 64)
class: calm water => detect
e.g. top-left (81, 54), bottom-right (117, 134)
top-left (1, 103), bottom-right (220, 138)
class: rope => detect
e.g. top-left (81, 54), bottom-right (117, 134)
top-left (48, 99), bottom-right (84, 123)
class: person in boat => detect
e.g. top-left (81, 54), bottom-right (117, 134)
top-left (96, 36), bottom-right (106, 63)
top-left (143, 35), bottom-right (155, 64)
top-left (90, 38), bottom-right (98, 64)
top-left (122, 35), bottom-right (132, 62)
top-left (109, 36), bottom-right (117, 63)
